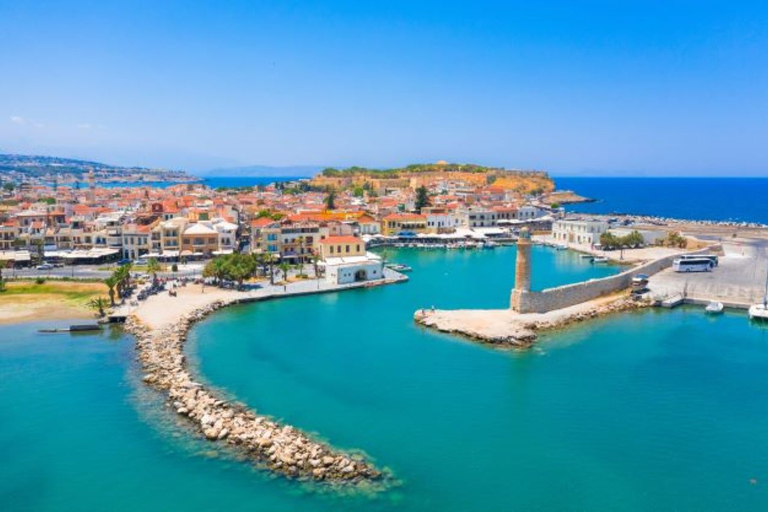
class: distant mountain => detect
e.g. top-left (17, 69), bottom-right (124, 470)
top-left (198, 165), bottom-right (323, 178)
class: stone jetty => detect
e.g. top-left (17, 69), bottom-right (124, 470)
top-left (415, 293), bottom-right (648, 348)
top-left (125, 295), bottom-right (385, 484)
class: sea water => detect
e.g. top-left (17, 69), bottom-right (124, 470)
top-left (3, 247), bottom-right (768, 511)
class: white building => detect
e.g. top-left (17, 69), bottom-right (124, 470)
top-left (552, 219), bottom-right (609, 246)
top-left (319, 236), bottom-right (384, 284)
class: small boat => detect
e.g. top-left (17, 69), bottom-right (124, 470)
top-left (386, 263), bottom-right (412, 272)
top-left (749, 304), bottom-right (768, 321)
top-left (705, 301), bottom-right (724, 314)
top-left (749, 265), bottom-right (768, 321)
top-left (580, 254), bottom-right (594, 259)
top-left (592, 256), bottom-right (609, 264)
top-left (555, 243), bottom-right (568, 251)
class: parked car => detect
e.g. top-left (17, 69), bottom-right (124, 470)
top-left (135, 258), bottom-right (148, 265)
top-left (36, 263), bottom-right (54, 270)
top-left (117, 258), bottom-right (133, 266)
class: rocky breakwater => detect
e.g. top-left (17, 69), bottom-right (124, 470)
top-left (125, 300), bottom-right (383, 485)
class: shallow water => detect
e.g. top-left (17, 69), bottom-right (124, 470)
top-left (3, 247), bottom-right (768, 511)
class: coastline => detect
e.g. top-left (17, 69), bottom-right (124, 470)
top-left (123, 274), bottom-right (406, 485)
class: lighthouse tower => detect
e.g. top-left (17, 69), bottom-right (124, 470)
top-left (86, 169), bottom-right (95, 202)
top-left (510, 227), bottom-right (532, 311)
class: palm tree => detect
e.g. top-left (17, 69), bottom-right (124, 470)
top-left (278, 261), bottom-right (290, 282)
top-left (267, 254), bottom-right (278, 285)
top-left (311, 252), bottom-right (321, 278)
top-left (88, 296), bottom-right (109, 318)
top-left (104, 276), bottom-right (118, 306)
top-left (146, 257), bottom-right (161, 283)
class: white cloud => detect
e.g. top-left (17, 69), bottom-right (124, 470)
top-left (77, 123), bottom-right (92, 129)
top-left (10, 115), bottom-right (26, 125)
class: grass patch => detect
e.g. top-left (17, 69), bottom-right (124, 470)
top-left (0, 280), bottom-right (107, 305)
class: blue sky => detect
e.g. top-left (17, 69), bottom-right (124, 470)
top-left (1, 0), bottom-right (767, 175)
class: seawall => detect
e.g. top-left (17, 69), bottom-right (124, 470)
top-left (513, 247), bottom-right (717, 313)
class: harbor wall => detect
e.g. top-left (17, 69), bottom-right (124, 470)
top-left (514, 248), bottom-right (716, 313)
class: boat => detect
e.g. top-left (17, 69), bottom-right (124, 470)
top-left (385, 263), bottom-right (412, 273)
top-left (555, 243), bottom-right (568, 251)
top-left (580, 254), bottom-right (595, 259)
top-left (592, 256), bottom-right (609, 264)
top-left (749, 304), bottom-right (768, 321)
top-left (705, 301), bottom-right (724, 315)
top-left (749, 264), bottom-right (768, 321)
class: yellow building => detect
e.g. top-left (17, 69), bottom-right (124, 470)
top-left (381, 213), bottom-right (428, 236)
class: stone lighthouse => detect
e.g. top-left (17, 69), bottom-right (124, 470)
top-left (510, 227), bottom-right (532, 311)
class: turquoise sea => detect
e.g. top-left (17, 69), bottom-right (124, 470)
top-left (3, 247), bottom-right (768, 511)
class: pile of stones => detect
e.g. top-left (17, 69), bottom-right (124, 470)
top-left (125, 301), bottom-right (382, 484)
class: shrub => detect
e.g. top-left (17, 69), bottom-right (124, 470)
top-left (171, 263), bottom-right (178, 273)
top-left (35, 277), bottom-right (46, 285)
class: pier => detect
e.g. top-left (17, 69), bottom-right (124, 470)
top-left (416, 233), bottom-right (767, 347)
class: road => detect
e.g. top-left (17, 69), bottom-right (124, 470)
top-left (5, 262), bottom-right (207, 280)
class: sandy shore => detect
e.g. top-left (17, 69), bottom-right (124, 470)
top-left (0, 281), bottom-right (106, 325)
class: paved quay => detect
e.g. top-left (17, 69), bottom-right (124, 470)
top-left (123, 270), bottom-right (406, 484)
top-left (415, 292), bottom-right (644, 347)
top-left (648, 239), bottom-right (768, 307)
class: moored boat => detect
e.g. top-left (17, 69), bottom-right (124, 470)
top-left (386, 263), bottom-right (413, 272)
top-left (749, 264), bottom-right (768, 321)
top-left (705, 301), bottom-right (724, 314)
top-left (749, 304), bottom-right (768, 321)
top-left (592, 256), bottom-right (609, 264)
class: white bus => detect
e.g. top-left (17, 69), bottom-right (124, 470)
top-left (672, 257), bottom-right (715, 273)
top-left (679, 254), bottom-right (719, 267)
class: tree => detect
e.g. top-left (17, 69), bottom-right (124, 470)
top-left (311, 252), bottom-right (321, 278)
top-left (88, 297), bottom-right (109, 318)
top-left (599, 232), bottom-right (620, 250)
top-left (112, 263), bottom-right (132, 299)
top-left (324, 189), bottom-right (336, 210)
top-left (278, 261), bottom-right (290, 282)
top-left (146, 258), bottom-right (161, 283)
top-left (352, 186), bottom-right (365, 198)
top-left (2, 182), bottom-right (14, 192)
top-left (267, 253), bottom-right (278, 285)
top-left (104, 276), bottom-right (119, 306)
top-left (665, 231), bottom-right (688, 249)
top-left (415, 185), bottom-right (431, 212)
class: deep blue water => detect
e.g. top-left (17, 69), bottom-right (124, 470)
top-left (556, 177), bottom-right (768, 224)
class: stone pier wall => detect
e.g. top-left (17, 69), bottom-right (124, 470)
top-left (514, 248), bottom-right (716, 314)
